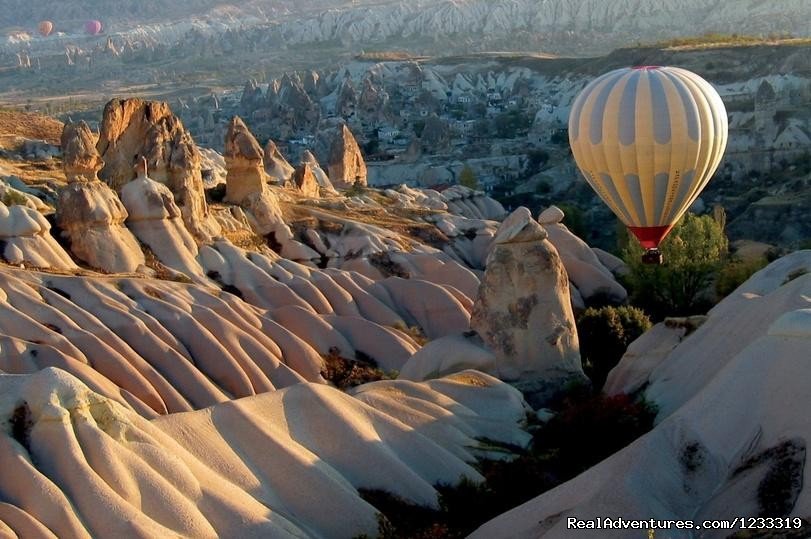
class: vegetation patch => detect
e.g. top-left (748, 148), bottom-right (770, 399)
top-left (390, 322), bottom-right (429, 347)
top-left (716, 257), bottom-right (768, 297)
top-left (344, 184), bottom-right (368, 198)
top-left (10, 402), bottom-right (33, 453)
top-left (576, 305), bottom-right (652, 390)
top-left (622, 213), bottom-right (728, 320)
top-left (357, 392), bottom-right (657, 538)
top-left (783, 268), bottom-right (809, 285)
top-left (732, 439), bottom-right (806, 518)
top-left (651, 33), bottom-right (807, 49)
top-left (368, 252), bottom-right (411, 278)
top-left (1, 190), bottom-right (29, 207)
top-left (321, 347), bottom-right (394, 390)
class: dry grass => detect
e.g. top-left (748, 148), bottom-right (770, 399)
top-left (0, 110), bottom-right (63, 147)
top-left (283, 200), bottom-right (447, 251)
top-left (655, 34), bottom-right (811, 51)
top-left (0, 155), bottom-right (66, 184)
top-left (0, 110), bottom-right (66, 185)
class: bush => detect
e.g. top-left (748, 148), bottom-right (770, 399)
top-left (526, 149), bottom-right (550, 171)
top-left (357, 393), bottom-right (657, 538)
top-left (716, 257), bottom-right (768, 298)
top-left (622, 213), bottom-right (728, 319)
top-left (458, 164), bottom-right (479, 190)
top-left (535, 180), bottom-right (551, 194)
top-left (344, 183), bottom-right (367, 198)
top-left (577, 306), bottom-right (652, 390)
top-left (1, 190), bottom-right (28, 207)
top-left (320, 347), bottom-right (392, 390)
top-left (533, 394), bottom-right (658, 477)
top-left (555, 203), bottom-right (588, 241)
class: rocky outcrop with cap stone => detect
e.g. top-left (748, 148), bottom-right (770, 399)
top-left (471, 207), bottom-right (586, 406)
top-left (57, 121), bottom-right (145, 273)
top-left (96, 98), bottom-right (219, 241)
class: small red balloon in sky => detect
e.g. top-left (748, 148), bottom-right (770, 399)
top-left (38, 20), bottom-right (54, 37)
top-left (85, 20), bottom-right (103, 35)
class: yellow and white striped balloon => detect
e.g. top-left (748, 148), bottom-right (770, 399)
top-left (568, 66), bottom-right (728, 249)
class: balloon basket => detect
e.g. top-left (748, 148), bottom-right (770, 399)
top-left (642, 248), bottom-right (663, 265)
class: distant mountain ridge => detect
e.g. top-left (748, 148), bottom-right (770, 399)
top-left (4, 0), bottom-right (809, 56)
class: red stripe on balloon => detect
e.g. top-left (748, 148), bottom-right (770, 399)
top-left (628, 225), bottom-right (673, 249)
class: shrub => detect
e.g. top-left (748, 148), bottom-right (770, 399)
top-left (321, 347), bottom-right (392, 390)
top-left (555, 203), bottom-right (588, 240)
top-left (344, 183), bottom-right (367, 198)
top-left (716, 257), bottom-right (768, 298)
top-left (622, 213), bottom-right (728, 319)
top-left (532, 393), bottom-right (658, 476)
top-left (1, 190), bottom-right (28, 206)
top-left (535, 180), bottom-right (551, 194)
top-left (357, 392), bottom-right (657, 538)
top-left (458, 164), bottom-right (479, 190)
top-left (577, 306), bottom-right (652, 390)
top-left (526, 149), bottom-right (550, 171)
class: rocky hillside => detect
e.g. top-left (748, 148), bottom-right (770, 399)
top-left (0, 95), bottom-right (809, 537)
top-left (0, 0), bottom-right (348, 28)
top-left (216, 43), bottom-right (811, 250)
top-left (0, 367), bottom-right (529, 538)
top-left (4, 0), bottom-right (809, 56)
top-left (0, 102), bottom-right (641, 536)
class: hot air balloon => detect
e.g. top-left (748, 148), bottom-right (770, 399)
top-left (568, 66), bottom-right (728, 264)
top-left (85, 20), bottom-right (103, 35)
top-left (38, 20), bottom-right (54, 37)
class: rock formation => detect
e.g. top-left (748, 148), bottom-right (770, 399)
top-left (398, 332), bottom-right (498, 382)
top-left (57, 122), bottom-right (145, 273)
top-left (0, 180), bottom-right (53, 214)
top-left (606, 250), bottom-right (811, 417)
top-left (240, 79), bottom-right (264, 111)
top-left (358, 76), bottom-right (389, 121)
top-left (327, 124), bottom-right (367, 189)
top-left (121, 158), bottom-right (206, 282)
top-left (266, 73), bottom-right (321, 135)
top-left (0, 367), bottom-right (528, 538)
top-left (263, 139), bottom-right (294, 184)
top-left (538, 205), bottom-right (627, 306)
top-left (0, 202), bottom-right (77, 270)
top-left (223, 116), bottom-right (267, 204)
top-left (335, 78), bottom-right (358, 118)
top-left (441, 185), bottom-right (506, 220)
top-left (221, 118), bottom-right (318, 260)
top-left (198, 147), bottom-right (227, 187)
top-left (56, 180), bottom-right (146, 273)
top-left (291, 162), bottom-right (320, 198)
top-left (60, 121), bottom-right (103, 183)
top-left (471, 207), bottom-right (586, 405)
top-left (301, 150), bottom-right (336, 193)
top-left (96, 98), bottom-right (219, 241)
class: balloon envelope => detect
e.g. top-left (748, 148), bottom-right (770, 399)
top-left (568, 66), bottom-right (728, 249)
top-left (85, 20), bottom-right (102, 35)
top-left (38, 20), bottom-right (54, 36)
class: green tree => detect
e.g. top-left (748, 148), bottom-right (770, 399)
top-left (494, 110), bottom-right (532, 138)
top-left (622, 213), bottom-right (728, 319)
top-left (556, 203), bottom-right (588, 241)
top-left (577, 306), bottom-right (652, 390)
top-left (458, 164), bottom-right (479, 190)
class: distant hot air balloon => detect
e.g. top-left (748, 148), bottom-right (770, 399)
top-left (38, 20), bottom-right (54, 37)
top-left (568, 66), bottom-right (728, 264)
top-left (84, 20), bottom-right (103, 35)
